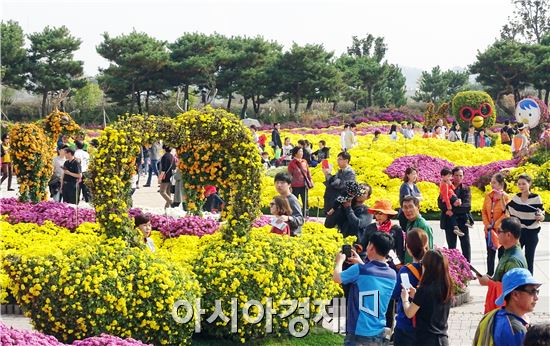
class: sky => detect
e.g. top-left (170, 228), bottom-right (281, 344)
top-left (2, 0), bottom-right (515, 77)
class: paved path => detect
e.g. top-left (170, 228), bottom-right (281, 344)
top-left (2, 179), bottom-right (549, 345)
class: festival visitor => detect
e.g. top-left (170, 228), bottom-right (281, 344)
top-left (134, 213), bottom-right (155, 252)
top-left (140, 144), bottom-right (150, 176)
top-left (447, 122), bottom-right (461, 142)
top-left (274, 172), bottom-right (304, 236)
top-left (440, 167), bottom-right (462, 237)
top-left (144, 141), bottom-right (162, 187)
top-left (203, 185), bottom-right (224, 213)
top-left (401, 249), bottom-right (453, 346)
top-left (438, 167), bottom-right (474, 262)
top-left (398, 167), bottom-right (423, 230)
top-left (474, 268), bottom-right (541, 346)
top-left (282, 137), bottom-right (294, 166)
top-left (0, 134), bottom-right (14, 191)
top-left (48, 149), bottom-right (66, 201)
top-left (523, 324), bottom-right (550, 346)
top-left (477, 217), bottom-right (527, 313)
top-left (360, 199), bottom-right (404, 264)
top-left (373, 130), bottom-right (382, 141)
top-left (73, 133), bottom-right (89, 151)
top-left (342, 123), bottom-right (357, 151)
top-left (333, 231), bottom-right (397, 345)
top-left (258, 132), bottom-right (267, 151)
top-left (392, 228), bottom-right (429, 346)
top-left (57, 134), bottom-right (73, 151)
top-left (325, 181), bottom-right (373, 239)
top-left (249, 125), bottom-right (260, 150)
top-left (297, 139), bottom-right (312, 163)
top-left (401, 196), bottom-right (433, 263)
top-left (172, 167), bottom-right (185, 209)
top-left (261, 152), bottom-right (273, 169)
top-left (401, 122), bottom-right (414, 139)
top-left (422, 126), bottom-right (431, 138)
top-left (432, 126), bottom-right (442, 139)
top-left (506, 174), bottom-right (545, 275)
top-left (463, 125), bottom-right (477, 146)
top-left (271, 122), bottom-right (282, 153)
top-left (310, 140), bottom-right (330, 167)
top-left (435, 119), bottom-right (447, 139)
top-left (512, 124), bottom-right (530, 157)
top-left (477, 129), bottom-right (489, 148)
top-left (389, 124), bottom-right (399, 140)
top-left (481, 173), bottom-right (511, 276)
top-left (74, 141), bottom-right (91, 203)
top-left (322, 151), bottom-right (356, 214)
top-left (158, 145), bottom-right (175, 209)
top-left (500, 120), bottom-right (516, 146)
top-left (269, 195), bottom-right (292, 236)
top-left (287, 146), bottom-right (313, 216)
top-left (60, 146), bottom-right (82, 205)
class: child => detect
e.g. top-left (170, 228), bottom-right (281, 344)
top-left (203, 185), bottom-right (225, 213)
top-left (261, 152), bottom-right (273, 169)
top-left (269, 196), bottom-right (291, 235)
top-left (134, 213), bottom-right (155, 252)
top-left (440, 168), bottom-right (464, 237)
top-left (373, 130), bottom-right (381, 142)
top-left (326, 181), bottom-right (368, 216)
top-left (422, 126), bottom-right (431, 138)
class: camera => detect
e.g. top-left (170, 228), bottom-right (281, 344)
top-left (342, 244), bottom-right (363, 259)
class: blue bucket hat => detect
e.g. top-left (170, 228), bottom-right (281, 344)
top-left (495, 268), bottom-right (542, 306)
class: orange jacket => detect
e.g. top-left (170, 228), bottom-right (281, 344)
top-left (481, 191), bottom-right (511, 241)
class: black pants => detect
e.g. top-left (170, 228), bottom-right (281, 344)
top-left (292, 186), bottom-right (308, 216)
top-left (444, 214), bottom-right (471, 262)
top-left (520, 228), bottom-right (539, 274)
top-left (62, 182), bottom-right (79, 205)
top-left (79, 172), bottom-right (91, 202)
top-left (487, 245), bottom-right (504, 276)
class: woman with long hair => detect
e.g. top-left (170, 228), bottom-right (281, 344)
top-left (481, 173), bottom-right (510, 276)
top-left (506, 174), bottom-right (545, 274)
top-left (398, 167), bottom-right (423, 230)
top-left (392, 228), bottom-right (429, 346)
top-left (389, 124), bottom-right (398, 140)
top-left (287, 146), bottom-right (313, 216)
top-left (401, 249), bottom-right (453, 346)
top-left (269, 195), bottom-right (292, 235)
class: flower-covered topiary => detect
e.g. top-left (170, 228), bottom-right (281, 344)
top-left (451, 91), bottom-right (496, 132)
top-left (193, 223), bottom-right (344, 342)
top-left (42, 109), bottom-right (81, 143)
top-left (514, 96), bottom-right (549, 141)
top-left (9, 123), bottom-right (54, 203)
top-left (4, 238), bottom-right (199, 345)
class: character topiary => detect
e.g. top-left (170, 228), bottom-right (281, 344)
top-left (515, 96), bottom-right (549, 142)
top-left (451, 91), bottom-right (497, 132)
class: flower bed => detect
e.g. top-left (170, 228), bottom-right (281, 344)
top-left (437, 247), bottom-right (475, 295)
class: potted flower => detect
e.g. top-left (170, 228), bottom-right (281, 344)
top-left (437, 246), bottom-right (476, 307)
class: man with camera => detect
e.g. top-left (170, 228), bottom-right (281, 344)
top-left (334, 232), bottom-right (397, 346)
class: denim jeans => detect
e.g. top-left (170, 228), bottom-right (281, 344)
top-left (146, 159), bottom-right (159, 185)
top-left (344, 332), bottom-right (388, 346)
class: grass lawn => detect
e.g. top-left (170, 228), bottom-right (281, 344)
top-left (192, 327), bottom-right (344, 345)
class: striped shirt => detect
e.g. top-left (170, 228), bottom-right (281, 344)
top-left (506, 193), bottom-right (544, 230)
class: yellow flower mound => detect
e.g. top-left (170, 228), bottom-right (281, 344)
top-left (4, 231), bottom-right (199, 345)
top-left (260, 131), bottom-right (519, 212)
top-left (193, 222), bottom-right (344, 342)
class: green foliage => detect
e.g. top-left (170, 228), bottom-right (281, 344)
top-left (451, 91), bottom-right (497, 131)
top-left (500, 0), bottom-right (550, 43)
top-left (73, 81), bottom-right (103, 112)
top-left (26, 26), bottom-right (84, 115)
top-left (413, 66), bottom-right (469, 103)
top-left (96, 31), bottom-right (171, 114)
top-left (0, 20), bottom-right (27, 88)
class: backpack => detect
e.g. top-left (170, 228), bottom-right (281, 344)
top-left (405, 263), bottom-right (422, 327)
top-left (501, 128), bottom-right (510, 143)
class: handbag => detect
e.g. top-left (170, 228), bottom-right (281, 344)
top-left (297, 162), bottom-right (314, 189)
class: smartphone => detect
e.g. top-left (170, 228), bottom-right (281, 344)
top-left (400, 273), bottom-right (412, 289)
top-left (322, 159), bottom-right (329, 169)
top-left (469, 264), bottom-right (482, 277)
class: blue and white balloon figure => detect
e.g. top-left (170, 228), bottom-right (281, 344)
top-left (515, 96), bottom-right (549, 142)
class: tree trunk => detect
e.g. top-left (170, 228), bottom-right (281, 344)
top-left (136, 91), bottom-right (142, 114)
top-left (253, 95), bottom-right (261, 115)
top-left (184, 85), bottom-right (189, 111)
top-left (129, 82), bottom-right (135, 114)
top-left (41, 91), bottom-right (48, 117)
top-left (145, 90), bottom-right (150, 115)
top-left (332, 101), bottom-right (338, 112)
top-left (294, 97), bottom-right (300, 113)
top-left (227, 93), bottom-right (232, 111)
top-left (367, 87), bottom-right (373, 107)
top-left (306, 99), bottom-right (313, 111)
top-left (240, 97), bottom-right (248, 119)
top-left (354, 101), bottom-right (358, 111)
top-left (288, 98), bottom-right (292, 113)
top-left (545, 90), bottom-right (549, 105)
top-left (538, 89), bottom-right (543, 99)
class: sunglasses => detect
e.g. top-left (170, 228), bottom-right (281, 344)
top-left (516, 287), bottom-right (540, 296)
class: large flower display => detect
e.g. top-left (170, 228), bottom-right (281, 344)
top-left (451, 91), bottom-right (497, 131)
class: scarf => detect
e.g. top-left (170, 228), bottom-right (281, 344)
top-left (377, 219), bottom-right (393, 234)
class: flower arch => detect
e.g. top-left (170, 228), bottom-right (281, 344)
top-left (89, 106), bottom-right (262, 244)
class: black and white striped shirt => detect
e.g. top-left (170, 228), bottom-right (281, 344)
top-left (506, 193), bottom-right (544, 230)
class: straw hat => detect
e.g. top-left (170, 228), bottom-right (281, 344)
top-left (368, 200), bottom-right (398, 215)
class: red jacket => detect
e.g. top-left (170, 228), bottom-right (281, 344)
top-left (287, 158), bottom-right (313, 188)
